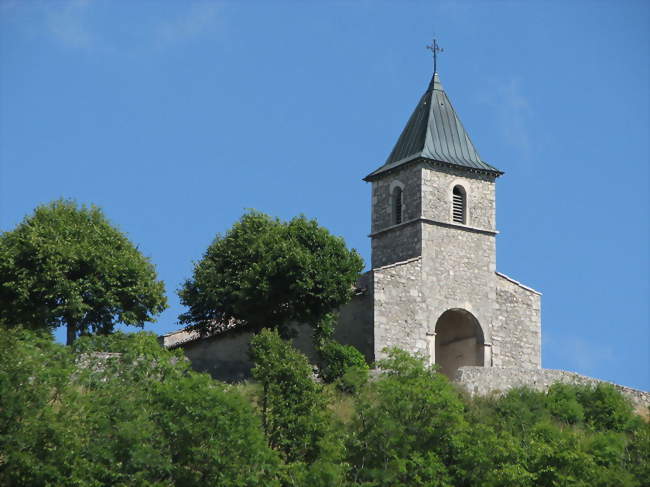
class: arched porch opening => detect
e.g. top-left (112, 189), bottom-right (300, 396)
top-left (434, 308), bottom-right (484, 378)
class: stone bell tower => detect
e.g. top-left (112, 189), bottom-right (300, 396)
top-left (363, 68), bottom-right (541, 378)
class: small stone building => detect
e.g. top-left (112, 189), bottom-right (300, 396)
top-left (161, 68), bottom-right (542, 382)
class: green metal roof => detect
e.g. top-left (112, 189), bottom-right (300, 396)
top-left (365, 73), bottom-right (502, 180)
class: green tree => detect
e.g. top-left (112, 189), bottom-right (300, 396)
top-left (347, 349), bottom-right (465, 486)
top-left (318, 339), bottom-right (368, 384)
top-left (0, 329), bottom-right (280, 487)
top-left (626, 419), bottom-right (650, 484)
top-left (250, 329), bottom-right (339, 466)
top-left (576, 383), bottom-right (636, 432)
top-left (150, 371), bottom-right (280, 487)
top-left (546, 383), bottom-right (585, 425)
top-left (0, 199), bottom-right (167, 344)
top-left (178, 211), bottom-right (364, 337)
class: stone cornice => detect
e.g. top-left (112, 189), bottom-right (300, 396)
top-left (369, 217), bottom-right (498, 238)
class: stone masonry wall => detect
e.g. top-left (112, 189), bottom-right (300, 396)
top-left (373, 257), bottom-right (428, 361)
top-left (334, 271), bottom-right (375, 362)
top-left (492, 273), bottom-right (541, 368)
top-left (455, 366), bottom-right (650, 412)
top-left (371, 165), bottom-right (500, 365)
top-left (371, 163), bottom-right (422, 232)
top-left (421, 164), bottom-right (497, 231)
top-left (371, 222), bottom-right (421, 268)
top-left (421, 223), bottom-right (496, 347)
top-left (179, 322), bottom-right (318, 382)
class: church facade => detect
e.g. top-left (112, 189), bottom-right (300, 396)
top-left (161, 69), bottom-right (542, 381)
top-left (359, 71), bottom-right (541, 377)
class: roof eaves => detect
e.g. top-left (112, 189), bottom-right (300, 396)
top-left (424, 158), bottom-right (504, 177)
top-left (363, 153), bottom-right (422, 181)
top-left (364, 156), bottom-right (503, 182)
top-left (160, 319), bottom-right (242, 349)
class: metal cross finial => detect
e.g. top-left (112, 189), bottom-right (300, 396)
top-left (426, 38), bottom-right (444, 74)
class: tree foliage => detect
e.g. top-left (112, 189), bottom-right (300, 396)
top-left (0, 328), bottom-right (279, 486)
top-left (249, 328), bottom-right (348, 486)
top-left (178, 211), bottom-right (364, 337)
top-left (2, 330), bottom-right (647, 486)
top-left (347, 349), bottom-right (465, 486)
top-left (318, 339), bottom-right (368, 384)
top-left (250, 329), bottom-right (338, 463)
top-left (0, 200), bottom-right (167, 344)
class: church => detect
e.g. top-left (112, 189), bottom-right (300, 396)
top-left (161, 61), bottom-right (542, 382)
top-left (160, 57), bottom-right (650, 410)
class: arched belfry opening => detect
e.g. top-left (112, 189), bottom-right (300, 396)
top-left (434, 309), bottom-right (485, 378)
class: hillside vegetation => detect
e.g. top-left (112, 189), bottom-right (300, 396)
top-left (1, 327), bottom-right (648, 487)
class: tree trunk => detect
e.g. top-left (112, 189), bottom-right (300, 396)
top-left (66, 322), bottom-right (76, 346)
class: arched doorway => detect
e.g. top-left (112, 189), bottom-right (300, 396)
top-left (434, 309), bottom-right (484, 378)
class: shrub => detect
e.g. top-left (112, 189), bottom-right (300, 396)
top-left (492, 387), bottom-right (550, 434)
top-left (150, 373), bottom-right (280, 487)
top-left (347, 349), bottom-right (465, 485)
top-left (335, 365), bottom-right (370, 394)
top-left (0, 329), bottom-right (279, 487)
top-left (626, 420), bottom-right (650, 484)
top-left (576, 383), bottom-right (636, 432)
top-left (318, 339), bottom-right (368, 383)
top-left (250, 329), bottom-right (340, 466)
top-left (546, 383), bottom-right (585, 424)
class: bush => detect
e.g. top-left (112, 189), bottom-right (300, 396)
top-left (318, 339), bottom-right (368, 383)
top-left (150, 372), bottom-right (280, 487)
top-left (626, 420), bottom-right (650, 484)
top-left (576, 383), bottom-right (636, 432)
top-left (0, 329), bottom-right (279, 487)
top-left (335, 365), bottom-right (370, 394)
top-left (492, 387), bottom-right (550, 434)
top-left (347, 349), bottom-right (465, 485)
top-left (250, 329), bottom-right (341, 467)
top-left (546, 383), bottom-right (585, 424)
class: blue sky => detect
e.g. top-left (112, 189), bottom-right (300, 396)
top-left (1, 1), bottom-right (648, 390)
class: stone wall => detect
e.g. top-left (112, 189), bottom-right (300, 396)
top-left (421, 164), bottom-right (497, 231)
top-left (373, 257), bottom-right (428, 361)
top-left (178, 322), bottom-right (319, 382)
top-left (455, 366), bottom-right (650, 412)
top-left (370, 163), bottom-right (501, 368)
top-left (334, 271), bottom-right (375, 362)
top-left (371, 222), bottom-right (421, 268)
top-left (492, 273), bottom-right (541, 368)
top-left (164, 273), bottom-right (376, 382)
top-left (421, 223), bottom-right (496, 347)
top-left (371, 163), bottom-right (422, 232)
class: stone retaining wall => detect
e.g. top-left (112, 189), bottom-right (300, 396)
top-left (455, 366), bottom-right (650, 412)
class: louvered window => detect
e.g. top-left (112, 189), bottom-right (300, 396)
top-left (452, 186), bottom-right (466, 224)
top-left (393, 187), bottom-right (403, 225)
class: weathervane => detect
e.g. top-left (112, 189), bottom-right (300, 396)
top-left (426, 38), bottom-right (444, 74)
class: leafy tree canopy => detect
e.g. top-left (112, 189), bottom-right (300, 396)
top-left (178, 211), bottom-right (364, 336)
top-left (250, 328), bottom-right (346, 486)
top-left (0, 199), bottom-right (167, 344)
top-left (2, 330), bottom-right (648, 486)
top-left (0, 328), bottom-right (279, 487)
